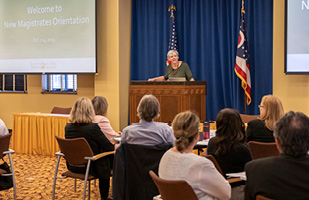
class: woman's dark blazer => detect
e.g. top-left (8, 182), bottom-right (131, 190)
top-left (65, 123), bottom-right (114, 178)
top-left (246, 119), bottom-right (275, 143)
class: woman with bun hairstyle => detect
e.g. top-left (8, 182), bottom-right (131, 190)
top-left (159, 111), bottom-right (231, 200)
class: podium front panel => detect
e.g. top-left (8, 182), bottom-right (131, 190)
top-left (129, 81), bottom-right (206, 124)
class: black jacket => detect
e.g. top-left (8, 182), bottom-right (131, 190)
top-left (65, 123), bottom-right (114, 179)
top-left (245, 154), bottom-right (309, 200)
top-left (113, 142), bottom-right (172, 200)
top-left (246, 119), bottom-right (275, 143)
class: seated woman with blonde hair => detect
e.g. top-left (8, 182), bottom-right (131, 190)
top-left (246, 94), bottom-right (284, 143)
top-left (65, 97), bottom-right (114, 200)
top-left (159, 111), bottom-right (231, 200)
top-left (92, 96), bottom-right (121, 143)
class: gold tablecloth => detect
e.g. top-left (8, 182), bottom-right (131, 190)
top-left (12, 113), bottom-right (70, 156)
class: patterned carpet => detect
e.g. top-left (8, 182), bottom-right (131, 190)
top-left (0, 153), bottom-right (105, 199)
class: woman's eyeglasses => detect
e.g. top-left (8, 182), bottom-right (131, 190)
top-left (258, 105), bottom-right (264, 108)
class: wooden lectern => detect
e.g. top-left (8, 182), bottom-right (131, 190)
top-left (129, 81), bottom-right (207, 124)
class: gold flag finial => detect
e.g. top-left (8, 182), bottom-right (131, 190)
top-left (241, 0), bottom-right (245, 14)
top-left (168, 4), bottom-right (176, 18)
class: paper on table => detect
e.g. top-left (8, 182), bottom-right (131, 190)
top-left (226, 171), bottom-right (247, 181)
top-left (112, 136), bottom-right (121, 143)
top-left (196, 139), bottom-right (209, 145)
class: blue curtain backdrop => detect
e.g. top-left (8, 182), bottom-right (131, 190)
top-left (130, 0), bottom-right (273, 121)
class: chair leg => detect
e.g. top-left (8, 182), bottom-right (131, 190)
top-left (74, 179), bottom-right (77, 192)
top-left (83, 160), bottom-right (92, 200)
top-left (52, 155), bottom-right (61, 200)
top-left (110, 176), bottom-right (113, 199)
top-left (88, 180), bottom-right (91, 200)
top-left (8, 153), bottom-right (16, 200)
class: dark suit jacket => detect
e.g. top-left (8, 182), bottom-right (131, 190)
top-left (65, 123), bottom-right (114, 179)
top-left (245, 154), bottom-right (309, 200)
top-left (112, 142), bottom-right (173, 200)
top-left (246, 119), bottom-right (275, 143)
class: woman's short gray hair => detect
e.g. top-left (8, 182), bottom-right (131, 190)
top-left (167, 50), bottom-right (179, 58)
top-left (137, 94), bottom-right (160, 121)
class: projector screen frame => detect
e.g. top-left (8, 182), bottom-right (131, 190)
top-left (284, 0), bottom-right (309, 75)
top-left (0, 0), bottom-right (98, 74)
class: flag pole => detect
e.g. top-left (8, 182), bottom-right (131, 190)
top-left (243, 0), bottom-right (246, 114)
top-left (244, 95), bottom-right (247, 114)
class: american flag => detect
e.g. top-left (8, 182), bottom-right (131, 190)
top-left (167, 4), bottom-right (178, 65)
top-left (235, 5), bottom-right (251, 105)
top-left (168, 16), bottom-right (178, 51)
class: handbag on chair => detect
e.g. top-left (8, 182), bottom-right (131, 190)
top-left (0, 160), bottom-right (13, 191)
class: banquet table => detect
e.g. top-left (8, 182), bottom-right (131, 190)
top-left (12, 113), bottom-right (70, 156)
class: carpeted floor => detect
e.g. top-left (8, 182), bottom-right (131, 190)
top-left (0, 150), bottom-right (203, 199)
top-left (0, 153), bottom-right (105, 199)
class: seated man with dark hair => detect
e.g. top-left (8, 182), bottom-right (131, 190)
top-left (245, 111), bottom-right (309, 200)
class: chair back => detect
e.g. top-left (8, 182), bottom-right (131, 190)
top-left (0, 133), bottom-right (12, 159)
top-left (240, 114), bottom-right (259, 123)
top-left (149, 170), bottom-right (198, 200)
top-left (247, 141), bottom-right (279, 159)
top-left (55, 136), bottom-right (94, 165)
top-left (51, 107), bottom-right (72, 114)
top-left (204, 154), bottom-right (224, 177)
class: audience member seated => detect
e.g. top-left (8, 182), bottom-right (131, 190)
top-left (207, 108), bottom-right (252, 199)
top-left (0, 118), bottom-right (9, 136)
top-left (92, 96), bottom-right (121, 143)
top-left (246, 95), bottom-right (284, 143)
top-left (65, 97), bottom-right (114, 200)
top-left (245, 111), bottom-right (309, 200)
top-left (148, 50), bottom-right (195, 81)
top-left (120, 94), bottom-right (175, 145)
top-left (159, 111), bottom-right (231, 200)
top-left (113, 94), bottom-right (174, 200)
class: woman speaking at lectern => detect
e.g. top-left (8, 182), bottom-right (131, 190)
top-left (148, 50), bottom-right (195, 81)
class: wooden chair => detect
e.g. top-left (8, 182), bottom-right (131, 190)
top-left (51, 106), bottom-right (72, 114)
top-left (149, 170), bottom-right (198, 200)
top-left (52, 136), bottom-right (115, 200)
top-left (247, 141), bottom-right (279, 159)
top-left (204, 155), bottom-right (224, 176)
top-left (204, 154), bottom-right (243, 184)
top-left (0, 133), bottom-right (16, 200)
top-left (240, 114), bottom-right (259, 123)
top-left (256, 194), bottom-right (274, 200)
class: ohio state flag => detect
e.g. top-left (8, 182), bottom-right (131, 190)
top-left (235, 5), bottom-right (251, 105)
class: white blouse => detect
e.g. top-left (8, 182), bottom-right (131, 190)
top-left (159, 149), bottom-right (231, 200)
top-left (0, 119), bottom-right (9, 136)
